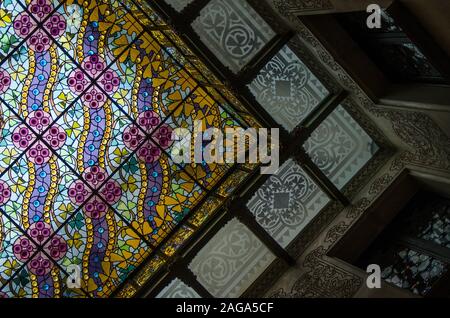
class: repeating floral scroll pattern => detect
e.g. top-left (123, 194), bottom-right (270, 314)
top-left (247, 159), bottom-right (329, 248)
top-left (192, 0), bottom-right (275, 73)
top-left (249, 45), bottom-right (329, 132)
top-left (156, 278), bottom-right (200, 298)
top-left (189, 218), bottom-right (275, 298)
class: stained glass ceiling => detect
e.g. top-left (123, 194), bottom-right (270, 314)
top-left (0, 0), bottom-right (255, 298)
top-left (0, 0), bottom-right (382, 299)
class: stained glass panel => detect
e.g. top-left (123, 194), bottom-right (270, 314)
top-left (357, 192), bottom-right (450, 296)
top-left (418, 203), bottom-right (450, 249)
top-left (381, 247), bottom-right (447, 296)
top-left (0, 0), bottom-right (251, 298)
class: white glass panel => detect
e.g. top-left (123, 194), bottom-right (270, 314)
top-left (189, 218), bottom-right (275, 298)
top-left (157, 278), bottom-right (201, 298)
top-left (192, 0), bottom-right (275, 73)
top-left (247, 159), bottom-right (330, 248)
top-left (248, 45), bottom-right (329, 132)
top-left (304, 105), bottom-right (378, 189)
top-left (166, 0), bottom-right (194, 12)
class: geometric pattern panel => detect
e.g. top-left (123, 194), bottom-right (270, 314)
top-left (0, 0), bottom-right (247, 298)
top-left (156, 278), bottom-right (201, 298)
top-left (165, 0), bottom-right (193, 13)
top-left (192, 0), bottom-right (275, 73)
top-left (188, 218), bottom-right (275, 298)
top-left (249, 45), bottom-right (329, 132)
top-left (304, 105), bottom-right (378, 190)
top-left (247, 159), bottom-right (330, 248)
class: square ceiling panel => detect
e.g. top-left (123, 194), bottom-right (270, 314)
top-left (156, 278), bottom-right (200, 298)
top-left (248, 45), bottom-right (330, 132)
top-left (304, 105), bottom-right (378, 190)
top-left (0, 0), bottom-right (256, 298)
top-left (188, 218), bottom-right (275, 298)
top-left (247, 159), bottom-right (330, 248)
top-left (192, 0), bottom-right (275, 73)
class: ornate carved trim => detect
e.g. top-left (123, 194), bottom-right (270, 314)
top-left (286, 201), bottom-right (342, 258)
top-left (269, 258), bottom-right (362, 298)
top-left (273, 0), bottom-right (334, 15)
top-left (248, 0), bottom-right (292, 34)
top-left (243, 258), bottom-right (290, 298)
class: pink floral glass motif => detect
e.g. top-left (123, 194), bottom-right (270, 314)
top-left (12, 110), bottom-right (67, 165)
top-left (68, 54), bottom-right (120, 109)
top-left (13, 221), bottom-right (67, 276)
top-left (0, 180), bottom-right (11, 206)
top-left (0, 68), bottom-right (11, 94)
top-left (68, 166), bottom-right (122, 219)
top-left (13, 0), bottom-right (66, 53)
top-left (123, 111), bottom-right (173, 164)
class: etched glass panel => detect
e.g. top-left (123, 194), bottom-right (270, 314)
top-left (189, 218), bottom-right (275, 298)
top-left (247, 159), bottom-right (330, 247)
top-left (248, 45), bottom-right (329, 132)
top-left (157, 278), bottom-right (201, 298)
top-left (192, 0), bottom-right (275, 73)
top-left (304, 105), bottom-right (378, 189)
top-left (165, 0), bottom-right (194, 12)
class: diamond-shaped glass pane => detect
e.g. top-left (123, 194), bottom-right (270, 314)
top-left (249, 45), bottom-right (330, 132)
top-left (189, 218), bottom-right (275, 298)
top-left (192, 0), bottom-right (275, 73)
top-left (165, 0), bottom-right (194, 13)
top-left (247, 159), bottom-right (330, 248)
top-left (304, 105), bottom-right (378, 190)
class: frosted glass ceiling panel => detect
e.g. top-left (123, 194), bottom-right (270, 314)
top-left (247, 159), bottom-right (330, 248)
top-left (166, 0), bottom-right (194, 12)
top-left (304, 105), bottom-right (378, 190)
top-left (192, 0), bottom-right (275, 73)
top-left (249, 45), bottom-right (330, 132)
top-left (189, 218), bottom-right (275, 298)
top-left (157, 278), bottom-right (201, 298)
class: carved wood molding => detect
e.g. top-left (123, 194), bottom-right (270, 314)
top-left (273, 0), bottom-right (334, 15)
